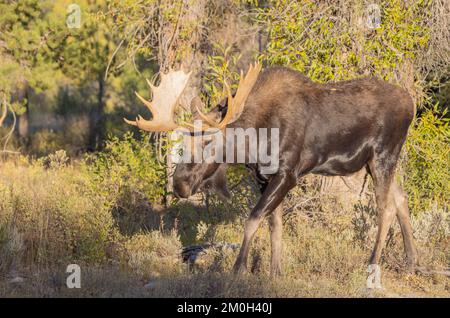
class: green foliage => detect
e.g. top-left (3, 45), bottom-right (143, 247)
top-left (0, 0), bottom-right (68, 93)
top-left (25, 118), bottom-right (88, 157)
top-left (257, 0), bottom-right (430, 84)
top-left (0, 0), bottom-right (131, 151)
top-left (60, 0), bottom-right (118, 83)
top-left (107, 58), bottom-right (156, 136)
top-left (0, 0), bottom-right (64, 119)
top-left (202, 44), bottom-right (242, 106)
top-left (28, 130), bottom-right (66, 157)
top-left (86, 132), bottom-right (167, 209)
top-left (107, 0), bottom-right (206, 66)
top-left (404, 106), bottom-right (450, 214)
top-left (0, 55), bottom-right (24, 108)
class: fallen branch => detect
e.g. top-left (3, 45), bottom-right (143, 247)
top-left (416, 266), bottom-right (450, 277)
top-left (0, 150), bottom-right (20, 155)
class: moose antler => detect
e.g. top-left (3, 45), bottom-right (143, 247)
top-left (124, 69), bottom-right (192, 132)
top-left (195, 62), bottom-right (262, 130)
top-left (125, 62), bottom-right (262, 132)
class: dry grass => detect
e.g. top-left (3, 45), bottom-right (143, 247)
top-left (0, 156), bottom-right (448, 298)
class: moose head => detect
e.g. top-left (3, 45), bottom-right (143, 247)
top-left (124, 63), bottom-right (262, 200)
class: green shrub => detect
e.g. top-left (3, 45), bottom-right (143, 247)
top-left (86, 133), bottom-right (166, 234)
top-left (404, 107), bottom-right (449, 214)
top-left (87, 132), bottom-right (166, 204)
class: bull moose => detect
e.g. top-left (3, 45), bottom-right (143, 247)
top-left (125, 63), bottom-right (418, 285)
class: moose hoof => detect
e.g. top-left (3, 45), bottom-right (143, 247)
top-left (406, 264), bottom-right (418, 274)
top-left (270, 266), bottom-right (282, 278)
top-left (366, 264), bottom-right (383, 289)
top-left (406, 259), bottom-right (419, 273)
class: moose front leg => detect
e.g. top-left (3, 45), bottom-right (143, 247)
top-left (269, 205), bottom-right (283, 276)
top-left (233, 172), bottom-right (295, 275)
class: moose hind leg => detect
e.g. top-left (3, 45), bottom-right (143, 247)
top-left (392, 183), bottom-right (418, 270)
top-left (369, 186), bottom-right (397, 266)
top-left (367, 158), bottom-right (397, 288)
top-left (269, 205), bottom-right (283, 277)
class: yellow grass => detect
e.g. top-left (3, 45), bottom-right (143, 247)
top-left (0, 156), bottom-right (448, 297)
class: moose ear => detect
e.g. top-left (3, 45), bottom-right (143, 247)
top-left (191, 96), bottom-right (222, 123)
top-left (191, 96), bottom-right (232, 124)
top-left (203, 164), bottom-right (231, 202)
top-left (217, 97), bottom-right (229, 119)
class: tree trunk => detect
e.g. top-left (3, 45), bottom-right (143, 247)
top-left (156, 1), bottom-right (208, 206)
top-left (18, 89), bottom-right (29, 141)
top-left (88, 75), bottom-right (105, 151)
top-left (0, 95), bottom-right (7, 127)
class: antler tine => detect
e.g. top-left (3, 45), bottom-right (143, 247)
top-left (125, 63), bottom-right (261, 132)
top-left (218, 62), bottom-right (261, 129)
top-left (124, 117), bottom-right (138, 127)
top-left (220, 81), bottom-right (235, 129)
top-left (194, 103), bottom-right (221, 127)
top-left (193, 62), bottom-right (261, 130)
top-left (124, 69), bottom-right (192, 132)
top-left (135, 91), bottom-right (157, 116)
top-left (146, 78), bottom-right (157, 93)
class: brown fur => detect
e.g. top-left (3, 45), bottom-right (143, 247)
top-left (173, 66), bottom-right (417, 280)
